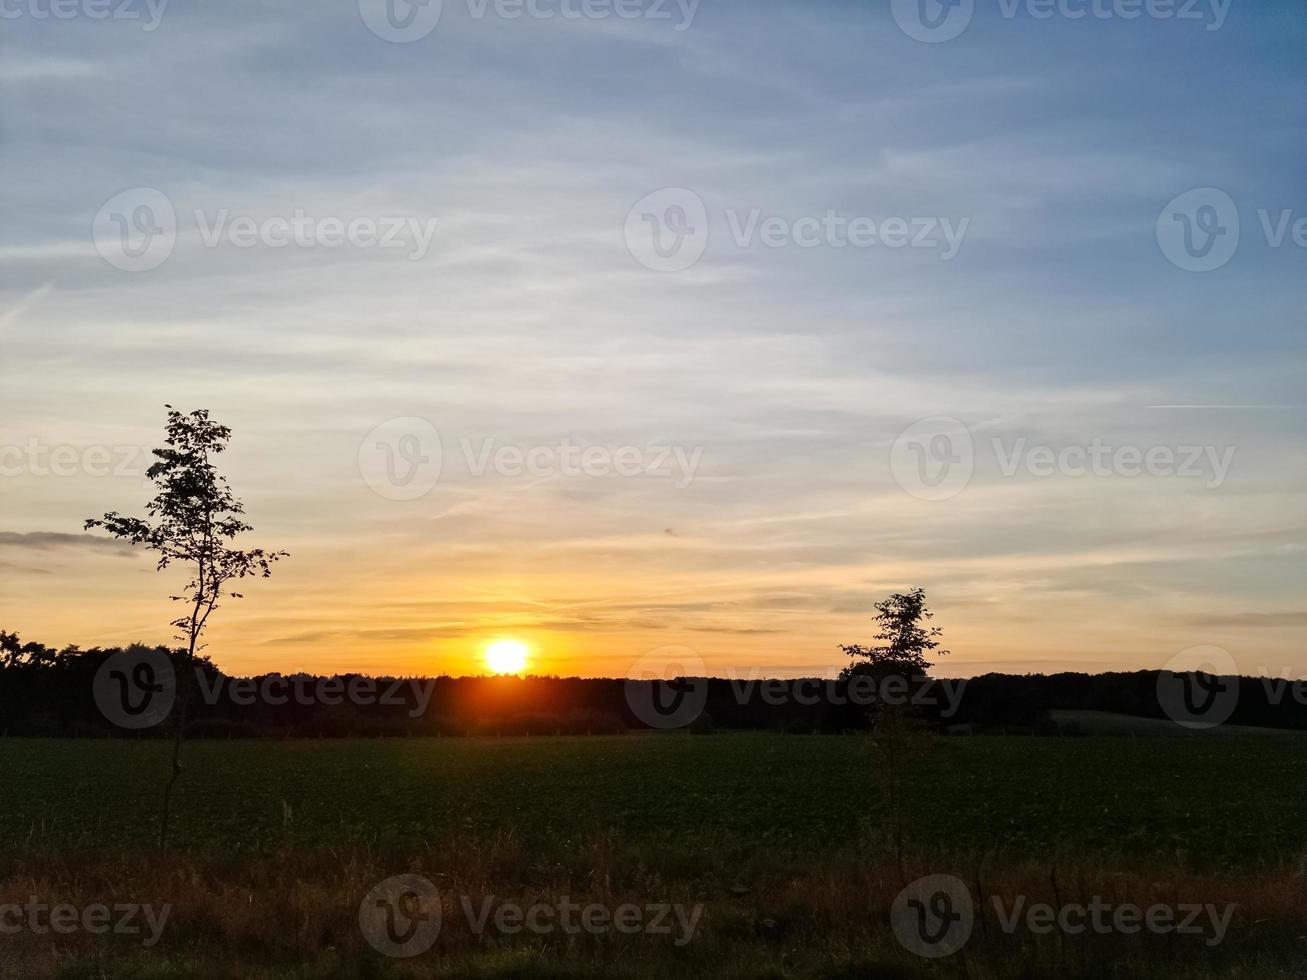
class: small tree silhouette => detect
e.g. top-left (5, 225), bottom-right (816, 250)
top-left (86, 406), bottom-right (287, 851)
top-left (839, 586), bottom-right (947, 679)
top-left (840, 587), bottom-right (948, 879)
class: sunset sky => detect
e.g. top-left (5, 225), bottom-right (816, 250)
top-left (2, 0), bottom-right (1304, 679)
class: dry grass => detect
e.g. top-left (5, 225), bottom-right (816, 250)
top-left (7, 733), bottom-right (1306, 977)
top-left (3, 842), bottom-right (1306, 979)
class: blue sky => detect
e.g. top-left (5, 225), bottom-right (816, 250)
top-left (1, 0), bottom-right (1304, 677)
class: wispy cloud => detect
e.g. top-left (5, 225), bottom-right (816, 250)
top-left (0, 532), bottom-right (136, 556)
top-left (0, 1), bottom-right (1302, 675)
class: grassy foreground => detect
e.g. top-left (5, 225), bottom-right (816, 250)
top-left (3, 733), bottom-right (1307, 978)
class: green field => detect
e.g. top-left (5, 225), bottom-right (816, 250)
top-left (4, 733), bottom-right (1307, 978)
top-left (6, 733), bottom-right (1305, 866)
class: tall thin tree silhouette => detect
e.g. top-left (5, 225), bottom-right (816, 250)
top-left (86, 406), bottom-right (287, 851)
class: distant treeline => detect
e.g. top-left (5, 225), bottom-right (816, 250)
top-left (4, 635), bottom-right (1307, 737)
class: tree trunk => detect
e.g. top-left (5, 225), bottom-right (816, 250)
top-left (159, 648), bottom-right (195, 853)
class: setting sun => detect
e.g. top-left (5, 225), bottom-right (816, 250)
top-left (485, 638), bottom-right (530, 675)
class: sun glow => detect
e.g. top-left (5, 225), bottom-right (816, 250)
top-left (485, 638), bottom-right (530, 675)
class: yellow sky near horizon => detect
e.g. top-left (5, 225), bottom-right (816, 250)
top-left (5, 476), bottom-right (1302, 681)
